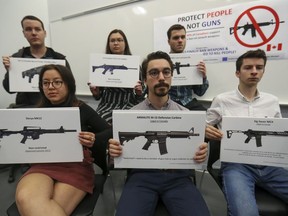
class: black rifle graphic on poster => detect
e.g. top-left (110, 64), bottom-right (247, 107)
top-left (119, 128), bottom-right (199, 155)
top-left (0, 126), bottom-right (77, 144)
top-left (230, 19), bottom-right (285, 38)
top-left (173, 62), bottom-right (196, 75)
top-left (226, 129), bottom-right (288, 147)
top-left (92, 64), bottom-right (138, 75)
top-left (22, 66), bottom-right (43, 83)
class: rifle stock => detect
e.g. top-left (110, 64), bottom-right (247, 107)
top-left (119, 128), bottom-right (199, 155)
top-left (0, 126), bottom-right (76, 144)
top-left (22, 66), bottom-right (43, 83)
top-left (92, 64), bottom-right (137, 75)
top-left (227, 129), bottom-right (288, 147)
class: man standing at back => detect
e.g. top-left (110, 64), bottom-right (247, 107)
top-left (2, 15), bottom-right (70, 107)
top-left (167, 24), bottom-right (209, 110)
top-left (206, 49), bottom-right (288, 215)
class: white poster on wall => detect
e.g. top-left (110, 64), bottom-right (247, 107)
top-left (154, 0), bottom-right (288, 63)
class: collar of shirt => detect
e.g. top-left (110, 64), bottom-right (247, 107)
top-left (236, 88), bottom-right (260, 102)
top-left (145, 97), bottom-right (171, 110)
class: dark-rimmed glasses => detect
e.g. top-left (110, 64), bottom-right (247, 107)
top-left (42, 80), bottom-right (64, 89)
top-left (148, 69), bottom-right (172, 79)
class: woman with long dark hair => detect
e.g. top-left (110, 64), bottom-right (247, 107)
top-left (89, 29), bottom-right (144, 124)
top-left (15, 64), bottom-right (112, 215)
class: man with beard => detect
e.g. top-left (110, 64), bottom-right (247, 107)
top-left (108, 51), bottom-right (210, 216)
top-left (206, 49), bottom-right (288, 216)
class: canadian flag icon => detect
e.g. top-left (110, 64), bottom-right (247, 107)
top-left (266, 43), bottom-right (282, 51)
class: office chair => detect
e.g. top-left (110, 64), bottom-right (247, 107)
top-left (7, 138), bottom-right (109, 216)
top-left (207, 139), bottom-right (288, 216)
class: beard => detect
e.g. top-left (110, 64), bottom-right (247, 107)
top-left (153, 82), bottom-right (170, 97)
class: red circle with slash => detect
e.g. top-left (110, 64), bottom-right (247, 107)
top-left (233, 5), bottom-right (280, 47)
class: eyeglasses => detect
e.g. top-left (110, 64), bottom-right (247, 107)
top-left (110, 38), bottom-right (124, 43)
top-left (42, 80), bottom-right (64, 89)
top-left (148, 69), bottom-right (172, 79)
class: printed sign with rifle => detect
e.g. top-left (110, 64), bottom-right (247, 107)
top-left (0, 107), bottom-right (82, 164)
top-left (221, 116), bottom-right (288, 167)
top-left (89, 53), bottom-right (140, 88)
top-left (112, 110), bottom-right (206, 169)
top-left (169, 53), bottom-right (203, 86)
top-left (9, 58), bottom-right (66, 92)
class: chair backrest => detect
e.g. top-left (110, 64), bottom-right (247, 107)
top-left (91, 137), bottom-right (109, 175)
top-left (207, 139), bottom-right (222, 187)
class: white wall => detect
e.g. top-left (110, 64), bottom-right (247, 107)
top-left (0, 0), bottom-right (50, 108)
top-left (46, 0), bottom-right (288, 105)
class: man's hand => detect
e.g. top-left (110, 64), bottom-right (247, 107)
top-left (108, 138), bottom-right (122, 157)
top-left (193, 142), bottom-right (208, 163)
top-left (134, 80), bottom-right (143, 96)
top-left (205, 125), bottom-right (223, 140)
top-left (197, 61), bottom-right (207, 79)
top-left (2, 56), bottom-right (10, 70)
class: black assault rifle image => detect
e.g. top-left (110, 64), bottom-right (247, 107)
top-left (227, 129), bottom-right (288, 147)
top-left (173, 62), bottom-right (196, 75)
top-left (0, 126), bottom-right (77, 144)
top-left (92, 64), bottom-right (138, 75)
top-left (118, 128), bottom-right (200, 155)
top-left (22, 66), bottom-right (43, 83)
top-left (229, 19), bottom-right (285, 38)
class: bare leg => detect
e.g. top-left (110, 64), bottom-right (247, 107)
top-left (16, 173), bottom-right (86, 216)
top-left (53, 182), bottom-right (87, 215)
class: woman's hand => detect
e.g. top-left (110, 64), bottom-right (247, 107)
top-left (79, 132), bottom-right (95, 147)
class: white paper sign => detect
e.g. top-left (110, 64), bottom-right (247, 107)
top-left (0, 108), bottom-right (83, 164)
top-left (112, 110), bottom-right (207, 169)
top-left (221, 116), bottom-right (288, 167)
top-left (170, 53), bottom-right (203, 86)
top-left (89, 53), bottom-right (140, 88)
top-left (9, 58), bottom-right (66, 92)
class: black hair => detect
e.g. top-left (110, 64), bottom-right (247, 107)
top-left (38, 64), bottom-right (79, 107)
top-left (236, 49), bottom-right (267, 71)
top-left (141, 51), bottom-right (174, 81)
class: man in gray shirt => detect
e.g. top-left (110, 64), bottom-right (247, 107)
top-left (108, 51), bottom-right (210, 216)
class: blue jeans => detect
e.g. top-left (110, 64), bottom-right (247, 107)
top-left (116, 170), bottom-right (210, 216)
top-left (221, 162), bottom-right (288, 216)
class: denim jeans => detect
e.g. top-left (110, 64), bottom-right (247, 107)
top-left (221, 162), bottom-right (288, 216)
top-left (115, 170), bottom-right (210, 216)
